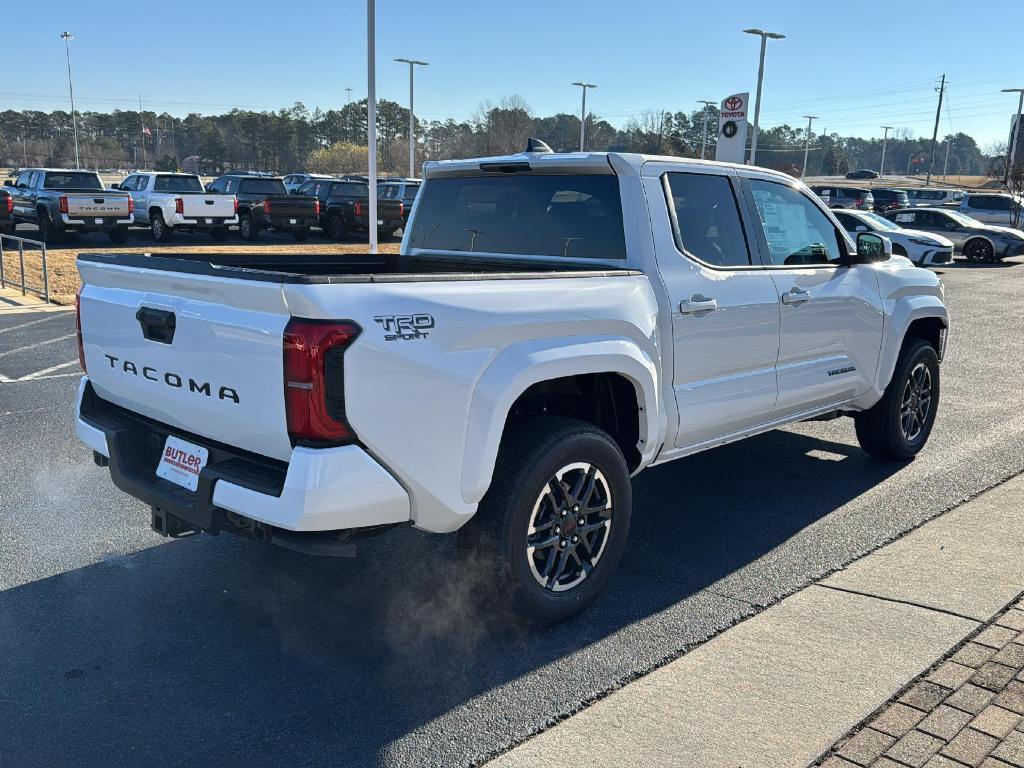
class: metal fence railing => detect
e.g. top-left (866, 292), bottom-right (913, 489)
top-left (0, 233), bottom-right (50, 303)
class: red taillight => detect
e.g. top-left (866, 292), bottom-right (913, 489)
top-left (313, 200), bottom-right (320, 217)
top-left (283, 319), bottom-right (361, 445)
top-left (59, 195), bottom-right (68, 214)
top-left (263, 199), bottom-right (272, 215)
top-left (75, 287), bottom-right (86, 373)
top-left (855, 198), bottom-right (863, 208)
top-left (398, 202), bottom-right (404, 217)
top-left (127, 194), bottom-right (134, 215)
top-left (233, 196), bottom-right (239, 214)
top-left (175, 197), bottom-right (184, 215)
top-left (4, 194), bottom-right (11, 215)
top-left (354, 200), bottom-right (363, 217)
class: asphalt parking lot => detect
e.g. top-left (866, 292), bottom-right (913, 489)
top-left (2, 256), bottom-right (1024, 768)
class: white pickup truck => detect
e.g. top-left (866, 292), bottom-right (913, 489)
top-left (75, 147), bottom-right (949, 621)
top-left (114, 172), bottom-right (237, 241)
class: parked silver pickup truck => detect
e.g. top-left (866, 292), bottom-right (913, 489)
top-left (4, 168), bottom-right (134, 243)
top-left (114, 172), bottom-right (238, 241)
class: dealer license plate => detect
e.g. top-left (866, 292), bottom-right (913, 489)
top-left (377, 219), bottom-right (384, 226)
top-left (95, 218), bottom-right (104, 225)
top-left (289, 218), bottom-right (297, 225)
top-left (156, 435), bottom-right (208, 492)
top-left (205, 218), bottom-right (213, 224)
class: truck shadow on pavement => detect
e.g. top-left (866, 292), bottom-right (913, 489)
top-left (0, 428), bottom-right (901, 768)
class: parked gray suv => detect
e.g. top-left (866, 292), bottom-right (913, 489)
top-left (809, 185), bottom-right (874, 210)
top-left (883, 207), bottom-right (1024, 262)
top-left (958, 193), bottom-right (1023, 229)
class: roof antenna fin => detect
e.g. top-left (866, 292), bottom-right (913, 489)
top-left (525, 138), bottom-right (553, 154)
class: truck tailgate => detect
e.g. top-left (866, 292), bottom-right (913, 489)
top-left (78, 258), bottom-right (293, 462)
top-left (65, 193), bottom-right (131, 218)
top-left (264, 195), bottom-right (317, 219)
top-left (181, 194), bottom-right (235, 219)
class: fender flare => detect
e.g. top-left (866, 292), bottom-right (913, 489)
top-left (875, 297), bottom-right (949, 394)
top-left (460, 336), bottom-right (663, 505)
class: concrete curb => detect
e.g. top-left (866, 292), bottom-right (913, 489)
top-left (486, 474), bottom-right (1024, 768)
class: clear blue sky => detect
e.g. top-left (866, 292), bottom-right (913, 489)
top-left (3, 1), bottom-right (1023, 147)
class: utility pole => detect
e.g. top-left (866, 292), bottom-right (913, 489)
top-left (743, 28), bottom-right (785, 165)
top-left (698, 100), bottom-right (716, 160)
top-left (879, 125), bottom-right (893, 178)
top-left (367, 0), bottom-right (377, 255)
top-left (395, 58), bottom-right (428, 178)
top-left (572, 82), bottom-right (597, 151)
top-left (1001, 88), bottom-right (1024, 186)
top-left (801, 115), bottom-right (817, 179)
top-left (60, 32), bottom-right (80, 169)
top-left (925, 74), bottom-right (945, 186)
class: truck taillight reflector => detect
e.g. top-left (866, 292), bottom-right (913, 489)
top-left (175, 198), bottom-right (184, 215)
top-left (398, 202), bottom-right (404, 217)
top-left (283, 319), bottom-right (361, 445)
top-left (4, 195), bottom-right (11, 215)
top-left (127, 194), bottom-right (134, 215)
top-left (59, 195), bottom-right (68, 214)
top-left (233, 197), bottom-right (239, 214)
top-left (75, 288), bottom-right (86, 373)
top-left (314, 200), bottom-right (320, 216)
top-left (354, 201), bottom-right (363, 217)
top-left (263, 200), bottom-right (272, 215)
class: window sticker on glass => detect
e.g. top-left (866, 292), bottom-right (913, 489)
top-left (895, 213), bottom-right (915, 223)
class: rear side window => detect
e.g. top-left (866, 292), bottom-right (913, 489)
top-left (154, 175), bottom-right (203, 193)
top-left (43, 172), bottom-right (103, 190)
top-left (238, 179), bottom-right (287, 195)
top-left (665, 173), bottom-right (751, 267)
top-left (408, 174), bottom-right (627, 260)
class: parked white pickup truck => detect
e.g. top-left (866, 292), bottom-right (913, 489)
top-left (75, 146), bottom-right (949, 621)
top-left (114, 172), bottom-right (237, 241)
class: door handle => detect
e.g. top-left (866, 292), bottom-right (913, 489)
top-left (679, 295), bottom-right (718, 315)
top-left (781, 287), bottom-right (811, 305)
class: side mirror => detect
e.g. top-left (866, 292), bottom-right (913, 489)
top-left (3, 179), bottom-right (12, 187)
top-left (854, 232), bottom-right (891, 263)
top-left (109, 183), bottom-right (120, 190)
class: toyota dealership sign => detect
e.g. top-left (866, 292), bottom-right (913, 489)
top-left (716, 92), bottom-right (749, 164)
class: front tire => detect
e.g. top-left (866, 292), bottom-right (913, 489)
top-left (855, 338), bottom-right (940, 460)
top-left (108, 226), bottom-right (129, 244)
top-left (964, 238), bottom-right (993, 263)
top-left (150, 212), bottom-right (173, 242)
top-left (464, 417), bottom-right (632, 623)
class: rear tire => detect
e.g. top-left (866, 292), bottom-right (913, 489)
top-left (239, 213), bottom-right (258, 241)
top-left (150, 212), bottom-right (173, 242)
top-left (327, 213), bottom-right (346, 241)
top-left (854, 338), bottom-right (940, 460)
top-left (292, 227), bottom-right (309, 242)
top-left (461, 417), bottom-right (632, 623)
top-left (108, 226), bottom-right (129, 244)
top-left (37, 210), bottom-right (55, 243)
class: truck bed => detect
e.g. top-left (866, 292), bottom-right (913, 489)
top-left (77, 251), bottom-right (640, 283)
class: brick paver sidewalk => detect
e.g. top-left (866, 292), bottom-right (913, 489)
top-left (816, 596), bottom-right (1024, 768)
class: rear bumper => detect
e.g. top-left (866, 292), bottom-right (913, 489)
top-left (260, 214), bottom-right (318, 229)
top-left (62, 213), bottom-right (134, 229)
top-left (75, 378), bottom-right (410, 534)
top-left (171, 214), bottom-right (238, 228)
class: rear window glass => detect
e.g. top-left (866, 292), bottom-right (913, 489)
top-left (334, 182), bottom-right (369, 197)
top-left (238, 178), bottom-right (287, 195)
top-left (379, 185), bottom-right (402, 199)
top-left (43, 172), bottom-right (103, 190)
top-left (154, 175), bottom-right (204, 193)
top-left (408, 174), bottom-right (626, 260)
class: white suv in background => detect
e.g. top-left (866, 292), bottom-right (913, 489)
top-left (832, 209), bottom-right (954, 267)
top-left (906, 188), bottom-right (964, 209)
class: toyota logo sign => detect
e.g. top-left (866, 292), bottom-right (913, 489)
top-left (724, 96), bottom-right (743, 111)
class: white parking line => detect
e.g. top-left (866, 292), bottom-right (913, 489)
top-left (19, 360), bottom-right (79, 380)
top-left (0, 333), bottom-right (76, 358)
top-left (0, 314), bottom-right (68, 335)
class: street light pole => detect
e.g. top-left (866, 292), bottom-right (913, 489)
top-left (572, 82), bottom-right (597, 151)
top-left (60, 32), bottom-right (80, 169)
top-left (345, 87), bottom-right (353, 104)
top-left (367, 0), bottom-right (377, 254)
top-left (879, 125), bottom-right (893, 179)
top-left (1001, 88), bottom-right (1024, 186)
top-left (743, 28), bottom-right (785, 166)
top-left (395, 58), bottom-right (428, 178)
top-left (800, 115), bottom-right (817, 180)
top-left (698, 100), bottom-right (716, 160)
